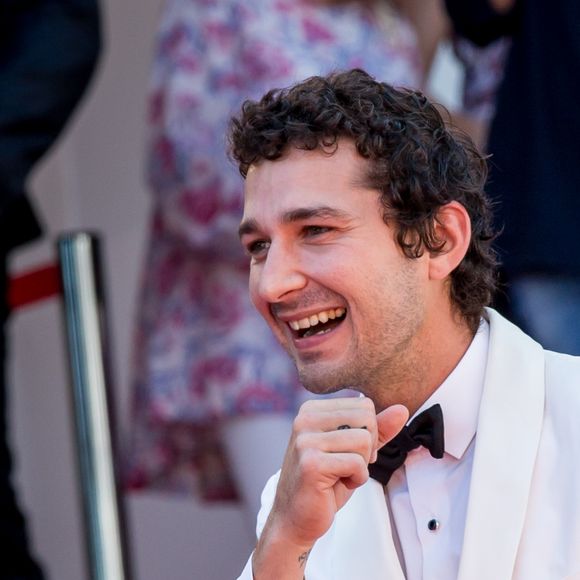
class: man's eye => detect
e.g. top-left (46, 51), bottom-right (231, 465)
top-left (304, 225), bottom-right (331, 237)
top-left (246, 240), bottom-right (270, 256)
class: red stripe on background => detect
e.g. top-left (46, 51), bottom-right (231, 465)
top-left (8, 264), bottom-right (62, 310)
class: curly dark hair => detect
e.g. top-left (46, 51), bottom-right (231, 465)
top-left (228, 69), bottom-right (498, 332)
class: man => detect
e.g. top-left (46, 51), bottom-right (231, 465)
top-left (0, 1), bottom-right (100, 577)
top-left (229, 70), bottom-right (580, 579)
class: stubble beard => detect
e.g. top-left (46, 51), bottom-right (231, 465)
top-left (293, 301), bottom-right (425, 403)
top-left (290, 327), bottom-right (409, 399)
top-left (296, 355), bottom-right (358, 395)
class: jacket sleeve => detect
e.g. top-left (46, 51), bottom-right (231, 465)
top-left (236, 472), bottom-right (281, 580)
top-left (445, 0), bottom-right (519, 46)
top-left (0, 0), bottom-right (101, 222)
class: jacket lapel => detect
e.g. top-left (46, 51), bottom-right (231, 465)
top-left (458, 309), bottom-right (545, 579)
top-left (328, 478), bottom-right (405, 580)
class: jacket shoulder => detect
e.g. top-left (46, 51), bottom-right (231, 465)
top-left (544, 350), bottom-right (580, 405)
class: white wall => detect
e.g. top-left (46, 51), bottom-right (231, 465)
top-left (7, 2), bottom-right (462, 577)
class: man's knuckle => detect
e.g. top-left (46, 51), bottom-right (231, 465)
top-left (294, 432), bottom-right (310, 453)
top-left (359, 428), bottom-right (373, 448)
top-left (293, 413), bottom-right (309, 433)
top-left (360, 397), bottom-right (376, 413)
top-left (299, 448), bottom-right (321, 475)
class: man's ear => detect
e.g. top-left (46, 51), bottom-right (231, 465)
top-left (428, 201), bottom-right (471, 281)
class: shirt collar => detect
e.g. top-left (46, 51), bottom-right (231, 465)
top-left (412, 319), bottom-right (490, 460)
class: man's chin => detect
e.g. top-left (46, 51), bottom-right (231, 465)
top-left (297, 366), bottom-right (354, 396)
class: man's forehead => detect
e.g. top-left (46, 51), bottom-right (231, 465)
top-left (239, 143), bottom-right (378, 230)
top-left (244, 141), bottom-right (369, 183)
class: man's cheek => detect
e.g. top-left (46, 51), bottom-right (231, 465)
top-left (248, 280), bottom-right (269, 322)
top-left (248, 277), bottom-right (260, 309)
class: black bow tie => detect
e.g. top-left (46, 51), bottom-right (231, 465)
top-left (368, 404), bottom-right (445, 485)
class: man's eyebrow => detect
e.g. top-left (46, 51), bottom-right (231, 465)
top-left (238, 218), bottom-right (259, 239)
top-left (281, 206), bottom-right (351, 223)
top-left (238, 206), bottom-right (351, 239)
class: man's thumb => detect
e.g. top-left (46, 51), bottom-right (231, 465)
top-left (375, 404), bottom-right (409, 450)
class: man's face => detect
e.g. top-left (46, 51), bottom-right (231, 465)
top-left (239, 142), bottom-right (431, 403)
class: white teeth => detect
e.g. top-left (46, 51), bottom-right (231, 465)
top-left (287, 308), bottom-right (346, 332)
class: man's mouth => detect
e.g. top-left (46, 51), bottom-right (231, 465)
top-left (286, 307), bottom-right (346, 338)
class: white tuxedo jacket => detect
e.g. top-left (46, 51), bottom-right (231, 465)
top-left (238, 310), bottom-right (580, 579)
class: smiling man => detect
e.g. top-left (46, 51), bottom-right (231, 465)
top-left (238, 139), bottom-right (474, 410)
top-left (229, 70), bottom-right (580, 580)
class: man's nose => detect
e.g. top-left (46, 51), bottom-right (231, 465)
top-left (254, 242), bottom-right (307, 303)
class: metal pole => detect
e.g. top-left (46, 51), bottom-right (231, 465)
top-left (58, 232), bottom-right (131, 580)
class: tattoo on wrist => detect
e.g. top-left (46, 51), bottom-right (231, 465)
top-left (298, 549), bottom-right (311, 569)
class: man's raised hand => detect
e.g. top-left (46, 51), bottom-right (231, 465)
top-left (251, 397), bottom-right (408, 579)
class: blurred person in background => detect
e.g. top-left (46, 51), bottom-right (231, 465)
top-left (126, 0), bottom-right (457, 532)
top-left (445, 0), bottom-right (580, 355)
top-left (0, 1), bottom-right (100, 577)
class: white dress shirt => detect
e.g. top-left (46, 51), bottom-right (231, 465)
top-left (386, 320), bottom-right (489, 580)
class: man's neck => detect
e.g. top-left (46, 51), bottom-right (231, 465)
top-left (373, 312), bottom-right (474, 416)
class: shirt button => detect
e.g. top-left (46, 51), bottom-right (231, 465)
top-left (427, 518), bottom-right (440, 532)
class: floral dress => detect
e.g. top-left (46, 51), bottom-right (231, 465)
top-left (126, 0), bottom-right (422, 500)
